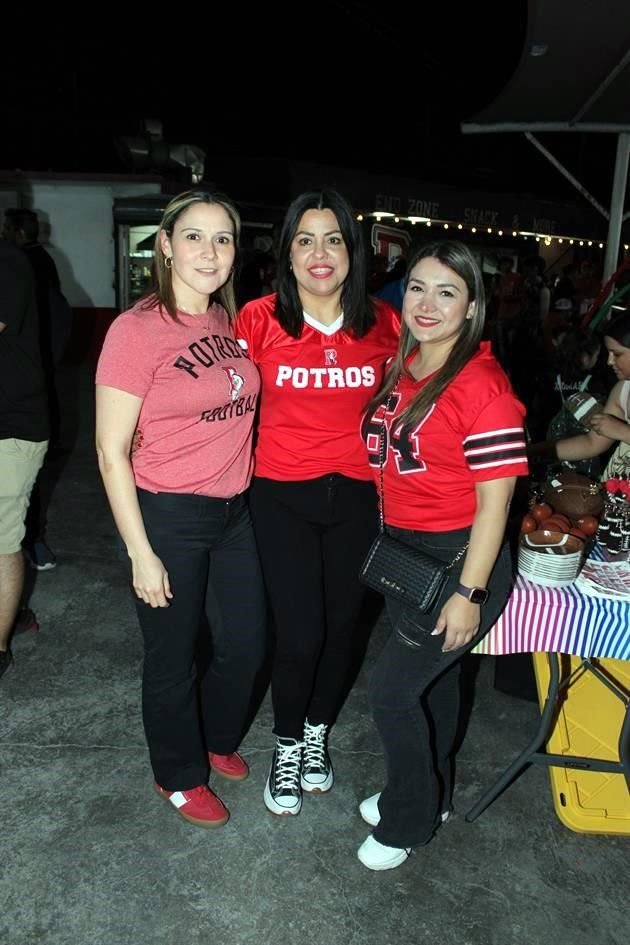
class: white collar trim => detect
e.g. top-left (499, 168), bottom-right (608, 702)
top-left (303, 310), bottom-right (344, 336)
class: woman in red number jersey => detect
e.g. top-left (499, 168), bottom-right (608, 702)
top-left (357, 241), bottom-right (529, 870)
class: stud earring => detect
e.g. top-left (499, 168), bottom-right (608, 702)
top-left (165, 257), bottom-right (173, 270)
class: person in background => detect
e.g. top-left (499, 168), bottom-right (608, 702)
top-left (510, 255), bottom-right (551, 440)
top-left (357, 240), bottom-right (528, 870)
top-left (552, 262), bottom-right (579, 316)
top-left (95, 190), bottom-right (266, 828)
top-left (234, 189), bottom-right (400, 817)
top-left (490, 255), bottom-right (523, 369)
top-left (575, 259), bottom-right (601, 316)
top-left (528, 311), bottom-right (630, 479)
top-left (375, 256), bottom-right (408, 312)
top-left (534, 327), bottom-right (607, 479)
top-left (0, 239), bottom-right (49, 679)
top-left (2, 208), bottom-right (72, 571)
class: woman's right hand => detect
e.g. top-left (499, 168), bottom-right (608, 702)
top-left (131, 551), bottom-right (173, 608)
top-left (588, 411), bottom-right (627, 440)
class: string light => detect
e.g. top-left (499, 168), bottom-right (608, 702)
top-left (363, 211), bottom-right (614, 249)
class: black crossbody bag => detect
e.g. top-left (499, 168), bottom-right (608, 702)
top-left (359, 402), bottom-right (468, 612)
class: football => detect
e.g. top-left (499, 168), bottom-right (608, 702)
top-left (542, 471), bottom-right (604, 520)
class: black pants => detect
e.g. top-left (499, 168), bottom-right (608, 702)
top-left (249, 475), bottom-right (378, 739)
top-left (369, 527), bottom-right (513, 848)
top-left (136, 489), bottom-right (267, 790)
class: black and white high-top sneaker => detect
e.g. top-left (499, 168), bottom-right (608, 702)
top-left (264, 738), bottom-right (304, 815)
top-left (301, 720), bottom-right (333, 793)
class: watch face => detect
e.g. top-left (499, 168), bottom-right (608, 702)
top-left (470, 588), bottom-right (489, 604)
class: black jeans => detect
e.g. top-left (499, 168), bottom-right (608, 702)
top-left (368, 526), bottom-right (513, 848)
top-left (136, 489), bottom-right (266, 790)
top-left (249, 475), bottom-right (378, 739)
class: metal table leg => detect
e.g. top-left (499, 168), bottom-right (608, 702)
top-left (466, 653), bottom-right (630, 822)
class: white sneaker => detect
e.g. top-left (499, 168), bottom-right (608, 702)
top-left (263, 738), bottom-right (303, 816)
top-left (357, 834), bottom-right (411, 871)
top-left (301, 720), bottom-right (333, 793)
top-left (359, 792), bottom-right (451, 827)
top-left (359, 792), bottom-right (381, 826)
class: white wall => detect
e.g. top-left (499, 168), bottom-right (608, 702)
top-left (1, 180), bottom-right (161, 308)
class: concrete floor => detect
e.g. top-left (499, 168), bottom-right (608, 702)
top-left (2, 364), bottom-right (628, 945)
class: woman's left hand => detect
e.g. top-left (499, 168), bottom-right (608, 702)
top-left (432, 594), bottom-right (480, 652)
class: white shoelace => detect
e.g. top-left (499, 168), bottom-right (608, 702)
top-left (303, 722), bottom-right (328, 771)
top-left (274, 741), bottom-right (303, 791)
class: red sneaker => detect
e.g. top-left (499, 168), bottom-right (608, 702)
top-left (208, 751), bottom-right (249, 781)
top-left (13, 608), bottom-right (39, 634)
top-left (154, 783), bottom-right (229, 828)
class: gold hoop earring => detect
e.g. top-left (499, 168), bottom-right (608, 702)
top-left (165, 256), bottom-right (173, 270)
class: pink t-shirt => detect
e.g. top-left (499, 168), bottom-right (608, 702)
top-left (96, 301), bottom-right (260, 498)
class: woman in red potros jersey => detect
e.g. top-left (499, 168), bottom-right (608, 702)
top-left (234, 190), bottom-right (399, 818)
top-left (96, 192), bottom-right (266, 829)
top-left (356, 241), bottom-right (528, 871)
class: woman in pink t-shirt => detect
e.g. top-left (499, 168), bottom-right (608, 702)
top-left (95, 191), bottom-right (266, 829)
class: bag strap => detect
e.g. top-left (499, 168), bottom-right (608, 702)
top-left (376, 401), bottom-right (389, 534)
top-left (375, 383), bottom-right (468, 569)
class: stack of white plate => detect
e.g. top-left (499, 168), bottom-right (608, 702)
top-left (518, 532), bottom-right (584, 588)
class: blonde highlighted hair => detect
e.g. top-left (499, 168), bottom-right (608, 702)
top-left (142, 190), bottom-right (241, 321)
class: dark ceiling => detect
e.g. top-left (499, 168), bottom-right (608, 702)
top-left (463, 0), bottom-right (630, 130)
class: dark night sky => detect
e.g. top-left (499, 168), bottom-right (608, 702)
top-left (1, 5), bottom-right (616, 206)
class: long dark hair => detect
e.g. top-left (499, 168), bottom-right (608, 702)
top-left (141, 190), bottom-right (241, 321)
top-left (369, 240), bottom-right (486, 426)
top-left (274, 189), bottom-right (375, 338)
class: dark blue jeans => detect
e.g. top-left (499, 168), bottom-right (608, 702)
top-left (136, 489), bottom-right (267, 791)
top-left (368, 526), bottom-right (513, 848)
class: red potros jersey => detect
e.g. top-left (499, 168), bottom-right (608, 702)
top-left (234, 294), bottom-right (399, 481)
top-left (362, 342), bottom-right (529, 530)
top-left (96, 302), bottom-right (260, 498)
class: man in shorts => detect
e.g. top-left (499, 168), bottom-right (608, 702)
top-left (0, 238), bottom-right (49, 679)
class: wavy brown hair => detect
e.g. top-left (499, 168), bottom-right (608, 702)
top-left (368, 240), bottom-right (486, 427)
